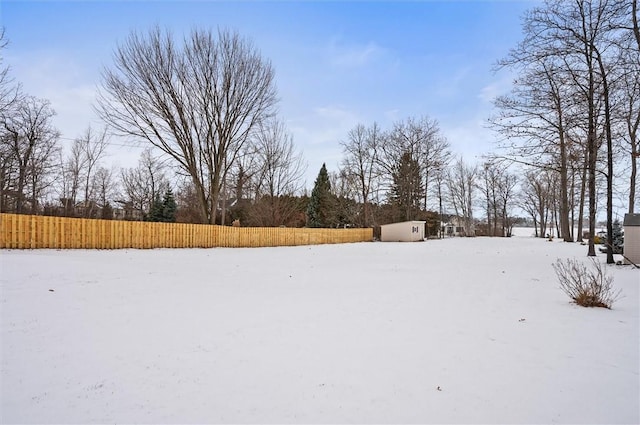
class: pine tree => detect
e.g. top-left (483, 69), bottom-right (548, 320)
top-left (162, 189), bottom-right (177, 222)
top-left (390, 151), bottom-right (424, 221)
top-left (307, 163), bottom-right (335, 228)
top-left (147, 193), bottom-right (164, 222)
top-left (611, 219), bottom-right (623, 254)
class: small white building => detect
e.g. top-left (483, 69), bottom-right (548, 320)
top-left (444, 217), bottom-right (465, 237)
top-left (623, 213), bottom-right (640, 265)
top-left (380, 221), bottom-right (426, 242)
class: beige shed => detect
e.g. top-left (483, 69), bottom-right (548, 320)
top-left (623, 213), bottom-right (640, 265)
top-left (380, 221), bottom-right (426, 242)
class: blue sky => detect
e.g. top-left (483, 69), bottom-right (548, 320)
top-left (1, 0), bottom-right (535, 186)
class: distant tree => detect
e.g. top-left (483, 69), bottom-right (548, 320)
top-left (330, 168), bottom-right (360, 227)
top-left (520, 168), bottom-right (556, 238)
top-left (248, 119), bottom-right (306, 226)
top-left (145, 188), bottom-right (177, 223)
top-left (379, 116), bottom-right (450, 211)
top-left (120, 148), bottom-right (169, 220)
top-left (307, 163), bottom-right (335, 227)
top-left (147, 193), bottom-right (164, 222)
top-left (56, 126), bottom-right (108, 217)
top-left (340, 122), bottom-right (382, 227)
top-left (478, 160), bottom-right (519, 237)
top-left (162, 188), bottom-right (177, 222)
top-left (77, 126), bottom-right (108, 218)
top-left (93, 166), bottom-right (119, 218)
top-left (611, 219), bottom-right (624, 254)
top-left (1, 96), bottom-right (59, 214)
top-left (446, 157), bottom-right (477, 236)
top-left (498, 169), bottom-right (518, 237)
top-left (389, 151), bottom-right (424, 221)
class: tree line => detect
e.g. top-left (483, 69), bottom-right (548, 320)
top-left (490, 0), bottom-right (640, 262)
top-left (1, 0), bottom-right (638, 258)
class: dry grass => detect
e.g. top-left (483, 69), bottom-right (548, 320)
top-left (552, 258), bottom-right (621, 309)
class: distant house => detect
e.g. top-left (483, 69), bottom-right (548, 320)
top-left (444, 216), bottom-right (466, 237)
top-left (380, 221), bottom-right (426, 242)
top-left (623, 213), bottom-right (640, 265)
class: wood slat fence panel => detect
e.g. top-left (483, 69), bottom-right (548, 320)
top-left (0, 214), bottom-right (373, 249)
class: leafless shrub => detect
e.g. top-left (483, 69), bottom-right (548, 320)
top-left (552, 258), bottom-right (621, 309)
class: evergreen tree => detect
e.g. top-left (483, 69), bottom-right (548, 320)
top-left (147, 193), bottom-right (164, 222)
top-left (307, 163), bottom-right (335, 227)
top-left (390, 151), bottom-right (424, 221)
top-left (162, 189), bottom-right (177, 222)
top-left (612, 219), bottom-right (623, 254)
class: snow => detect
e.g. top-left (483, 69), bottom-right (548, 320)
top-left (1, 230), bottom-right (638, 424)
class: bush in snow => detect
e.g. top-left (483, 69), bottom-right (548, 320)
top-left (552, 258), bottom-right (621, 309)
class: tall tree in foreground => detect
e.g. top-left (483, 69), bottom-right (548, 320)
top-left (491, 57), bottom-right (575, 242)
top-left (493, 0), bottom-right (635, 257)
top-left (97, 27), bottom-right (277, 224)
top-left (621, 1), bottom-right (640, 213)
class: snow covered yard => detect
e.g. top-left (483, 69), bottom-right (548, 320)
top-left (1, 233), bottom-right (638, 424)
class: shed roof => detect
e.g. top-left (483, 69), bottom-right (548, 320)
top-left (623, 213), bottom-right (640, 226)
top-left (380, 220), bottom-right (426, 227)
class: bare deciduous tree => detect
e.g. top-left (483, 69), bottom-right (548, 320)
top-left (120, 148), bottom-right (169, 220)
top-left (97, 27), bottom-right (277, 224)
top-left (478, 160), bottom-right (520, 237)
top-left (0, 28), bottom-right (21, 118)
top-left (77, 126), bottom-right (108, 217)
top-left (1, 96), bottom-right (59, 213)
top-left (491, 57), bottom-right (575, 242)
top-left (619, 8), bottom-right (640, 213)
top-left (493, 0), bottom-right (632, 258)
top-left (93, 166), bottom-right (119, 218)
top-left (446, 157), bottom-right (477, 236)
top-left (521, 168), bottom-right (557, 238)
top-left (248, 119), bottom-right (306, 227)
top-left (340, 122), bottom-right (381, 227)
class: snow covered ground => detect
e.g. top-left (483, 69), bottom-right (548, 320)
top-left (1, 229), bottom-right (638, 424)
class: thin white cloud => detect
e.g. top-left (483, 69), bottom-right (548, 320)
top-left (291, 105), bottom-right (362, 146)
top-left (287, 104), bottom-right (363, 187)
top-left (433, 66), bottom-right (472, 99)
top-left (326, 38), bottom-right (386, 69)
top-left (478, 73), bottom-right (514, 103)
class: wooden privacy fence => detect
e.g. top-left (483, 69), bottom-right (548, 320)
top-left (0, 213), bottom-right (373, 249)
